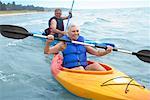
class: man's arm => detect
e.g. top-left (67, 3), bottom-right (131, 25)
top-left (61, 12), bottom-right (72, 20)
top-left (61, 16), bottom-right (69, 20)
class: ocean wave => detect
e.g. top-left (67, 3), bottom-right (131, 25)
top-left (81, 18), bottom-right (111, 27)
top-left (136, 46), bottom-right (150, 50)
top-left (96, 18), bottom-right (111, 23)
top-left (81, 21), bottom-right (94, 26)
top-left (99, 38), bottom-right (139, 49)
top-left (100, 37), bottom-right (137, 44)
top-left (16, 19), bottom-right (47, 26)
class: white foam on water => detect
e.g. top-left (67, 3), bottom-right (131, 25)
top-left (0, 71), bottom-right (16, 82)
top-left (6, 40), bottom-right (23, 47)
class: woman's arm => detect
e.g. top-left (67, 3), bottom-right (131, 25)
top-left (44, 35), bottom-right (65, 54)
top-left (86, 46), bottom-right (112, 56)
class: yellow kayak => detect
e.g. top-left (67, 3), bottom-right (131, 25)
top-left (51, 54), bottom-right (150, 100)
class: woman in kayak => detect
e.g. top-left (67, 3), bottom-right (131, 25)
top-left (44, 24), bottom-right (113, 71)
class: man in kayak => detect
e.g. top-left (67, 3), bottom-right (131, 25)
top-left (44, 24), bottom-right (113, 71)
top-left (45, 8), bottom-right (72, 38)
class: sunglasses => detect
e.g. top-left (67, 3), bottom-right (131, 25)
top-left (72, 30), bottom-right (79, 32)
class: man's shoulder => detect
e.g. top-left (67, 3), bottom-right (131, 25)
top-left (49, 17), bottom-right (57, 21)
top-left (50, 18), bottom-right (57, 24)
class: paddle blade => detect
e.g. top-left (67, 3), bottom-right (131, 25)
top-left (0, 25), bottom-right (30, 39)
top-left (136, 50), bottom-right (150, 63)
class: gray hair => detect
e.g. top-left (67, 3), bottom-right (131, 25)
top-left (55, 8), bottom-right (62, 12)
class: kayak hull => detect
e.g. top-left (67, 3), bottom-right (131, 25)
top-left (51, 54), bottom-right (150, 100)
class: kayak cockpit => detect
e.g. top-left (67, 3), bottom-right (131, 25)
top-left (52, 54), bottom-right (113, 75)
top-left (61, 61), bottom-right (113, 75)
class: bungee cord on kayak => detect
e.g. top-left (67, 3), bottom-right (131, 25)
top-left (101, 76), bottom-right (145, 94)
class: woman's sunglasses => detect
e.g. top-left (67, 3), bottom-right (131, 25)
top-left (72, 30), bottom-right (79, 32)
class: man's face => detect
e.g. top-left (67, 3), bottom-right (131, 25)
top-left (55, 10), bottom-right (62, 18)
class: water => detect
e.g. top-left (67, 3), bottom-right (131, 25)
top-left (0, 7), bottom-right (150, 100)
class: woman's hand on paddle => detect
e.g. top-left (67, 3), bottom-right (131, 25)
top-left (105, 46), bottom-right (113, 54)
top-left (62, 31), bottom-right (68, 35)
top-left (46, 35), bottom-right (54, 43)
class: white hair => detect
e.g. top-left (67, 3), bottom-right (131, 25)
top-left (68, 23), bottom-right (80, 33)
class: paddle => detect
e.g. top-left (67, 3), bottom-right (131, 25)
top-left (0, 25), bottom-right (150, 63)
top-left (65, 0), bottom-right (75, 31)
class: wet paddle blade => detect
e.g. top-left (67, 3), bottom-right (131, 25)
top-left (0, 25), bottom-right (30, 39)
top-left (136, 50), bottom-right (150, 63)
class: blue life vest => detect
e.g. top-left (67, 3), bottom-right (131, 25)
top-left (61, 35), bottom-right (87, 68)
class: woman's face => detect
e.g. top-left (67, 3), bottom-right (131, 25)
top-left (68, 26), bottom-right (80, 40)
